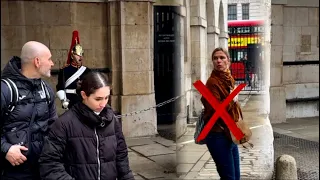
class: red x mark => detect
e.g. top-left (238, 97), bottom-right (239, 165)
top-left (193, 80), bottom-right (246, 142)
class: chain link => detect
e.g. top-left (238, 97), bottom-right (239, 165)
top-left (114, 82), bottom-right (258, 119)
top-left (115, 90), bottom-right (192, 118)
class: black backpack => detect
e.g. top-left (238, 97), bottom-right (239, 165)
top-left (1, 78), bottom-right (52, 173)
top-left (1, 78), bottom-right (51, 125)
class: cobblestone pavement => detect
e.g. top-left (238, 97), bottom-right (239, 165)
top-left (272, 132), bottom-right (319, 180)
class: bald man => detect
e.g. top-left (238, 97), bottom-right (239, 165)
top-left (1, 41), bottom-right (58, 180)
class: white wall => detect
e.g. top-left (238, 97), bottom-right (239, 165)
top-left (228, 0), bottom-right (265, 20)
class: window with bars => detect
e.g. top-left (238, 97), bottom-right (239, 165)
top-left (228, 4), bottom-right (237, 20)
top-left (242, 3), bottom-right (249, 20)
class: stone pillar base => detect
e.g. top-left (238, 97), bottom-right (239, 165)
top-left (269, 86), bottom-right (286, 124)
top-left (121, 93), bottom-right (157, 138)
top-left (176, 113), bottom-right (187, 138)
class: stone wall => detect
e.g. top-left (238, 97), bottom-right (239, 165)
top-left (1, 0), bottom-right (109, 115)
top-left (1, 0), bottom-right (230, 138)
top-left (106, 0), bottom-right (157, 138)
top-left (1, 0), bottom-right (157, 138)
top-left (270, 0), bottom-right (319, 122)
top-left (1, 1), bottom-right (109, 70)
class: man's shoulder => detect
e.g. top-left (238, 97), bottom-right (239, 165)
top-left (79, 66), bottom-right (91, 78)
top-left (60, 64), bottom-right (79, 71)
top-left (60, 64), bottom-right (70, 69)
top-left (1, 78), bottom-right (23, 96)
top-left (41, 79), bottom-right (53, 88)
top-left (1, 80), bottom-right (11, 100)
top-left (84, 66), bottom-right (91, 73)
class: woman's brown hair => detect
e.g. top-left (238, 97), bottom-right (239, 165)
top-left (211, 47), bottom-right (230, 60)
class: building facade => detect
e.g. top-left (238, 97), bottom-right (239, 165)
top-left (1, 0), bottom-right (229, 138)
top-left (3, 0), bottom-right (314, 137)
top-left (270, 0), bottom-right (319, 122)
top-left (227, 0), bottom-right (266, 20)
top-left (226, 0), bottom-right (319, 123)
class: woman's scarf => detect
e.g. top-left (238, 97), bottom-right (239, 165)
top-left (202, 69), bottom-right (243, 123)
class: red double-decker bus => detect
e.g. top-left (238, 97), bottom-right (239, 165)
top-left (227, 20), bottom-right (264, 81)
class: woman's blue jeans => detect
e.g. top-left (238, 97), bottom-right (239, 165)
top-left (206, 132), bottom-right (240, 180)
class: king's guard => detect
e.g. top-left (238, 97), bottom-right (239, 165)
top-left (56, 30), bottom-right (91, 109)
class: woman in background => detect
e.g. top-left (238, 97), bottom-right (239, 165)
top-left (201, 47), bottom-right (243, 180)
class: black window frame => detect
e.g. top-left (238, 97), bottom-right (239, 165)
top-left (228, 4), bottom-right (237, 20)
top-left (242, 3), bottom-right (249, 20)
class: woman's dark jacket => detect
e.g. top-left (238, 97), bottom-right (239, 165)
top-left (38, 102), bottom-right (134, 180)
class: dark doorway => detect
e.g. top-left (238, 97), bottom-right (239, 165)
top-left (154, 6), bottom-right (181, 125)
top-left (247, 43), bottom-right (262, 73)
top-left (247, 43), bottom-right (263, 88)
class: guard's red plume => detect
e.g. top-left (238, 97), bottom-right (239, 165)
top-left (66, 30), bottom-right (81, 64)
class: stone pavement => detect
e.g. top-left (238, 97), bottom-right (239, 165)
top-left (126, 135), bottom-right (178, 179)
top-left (272, 117), bottom-right (319, 142)
top-left (176, 94), bottom-right (274, 179)
top-left (271, 117), bottom-right (319, 179)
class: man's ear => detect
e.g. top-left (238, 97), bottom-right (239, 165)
top-left (34, 57), bottom-right (41, 68)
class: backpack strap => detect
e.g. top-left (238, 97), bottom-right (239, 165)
top-left (40, 80), bottom-right (51, 104)
top-left (1, 78), bottom-right (18, 114)
top-left (1, 79), bottom-right (52, 114)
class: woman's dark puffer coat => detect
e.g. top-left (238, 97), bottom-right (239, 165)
top-left (38, 103), bottom-right (134, 180)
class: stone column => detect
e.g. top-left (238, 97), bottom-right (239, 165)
top-left (219, 30), bottom-right (229, 49)
top-left (108, 0), bottom-right (157, 137)
top-left (218, 0), bottom-right (228, 49)
top-left (207, 26), bottom-right (220, 77)
top-left (269, 4), bottom-right (286, 123)
top-left (175, 5), bottom-right (187, 139)
top-left (190, 0), bottom-right (207, 117)
top-left (183, 0), bottom-right (194, 128)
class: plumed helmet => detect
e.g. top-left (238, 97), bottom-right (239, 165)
top-left (66, 30), bottom-right (84, 64)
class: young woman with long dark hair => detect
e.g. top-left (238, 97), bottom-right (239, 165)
top-left (39, 71), bottom-right (134, 180)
